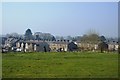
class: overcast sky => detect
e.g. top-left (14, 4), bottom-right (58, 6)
top-left (1, 2), bottom-right (118, 37)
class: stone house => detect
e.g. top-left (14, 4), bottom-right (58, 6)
top-left (16, 40), bottom-right (99, 52)
top-left (108, 42), bottom-right (118, 51)
top-left (16, 41), bottom-right (50, 52)
top-left (48, 41), bottom-right (68, 52)
top-left (15, 39), bottom-right (118, 52)
top-left (76, 42), bottom-right (98, 51)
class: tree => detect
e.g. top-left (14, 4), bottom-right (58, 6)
top-left (60, 36), bottom-right (64, 41)
top-left (6, 33), bottom-right (21, 39)
top-left (35, 35), bottom-right (41, 40)
top-left (52, 36), bottom-right (56, 41)
top-left (67, 36), bottom-right (73, 40)
top-left (98, 36), bottom-right (108, 53)
top-left (34, 32), bottom-right (55, 41)
top-left (98, 41), bottom-right (108, 53)
top-left (100, 36), bottom-right (106, 42)
top-left (80, 33), bottom-right (100, 44)
top-left (24, 29), bottom-right (33, 40)
top-left (80, 29), bottom-right (100, 43)
top-left (74, 36), bottom-right (81, 41)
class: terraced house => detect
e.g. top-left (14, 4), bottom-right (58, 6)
top-left (2, 36), bottom-right (119, 53)
top-left (15, 40), bottom-right (68, 52)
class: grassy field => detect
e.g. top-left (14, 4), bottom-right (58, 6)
top-left (2, 52), bottom-right (118, 78)
top-left (0, 53), bottom-right (2, 78)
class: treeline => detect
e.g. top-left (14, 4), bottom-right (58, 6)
top-left (2, 28), bottom-right (118, 43)
top-left (4, 29), bottom-right (56, 41)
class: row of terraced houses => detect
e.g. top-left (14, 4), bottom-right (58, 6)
top-left (1, 37), bottom-right (119, 53)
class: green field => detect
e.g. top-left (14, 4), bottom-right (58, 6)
top-left (2, 52), bottom-right (118, 78)
top-left (0, 53), bottom-right (2, 78)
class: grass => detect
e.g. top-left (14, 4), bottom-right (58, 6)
top-left (2, 52), bottom-right (118, 78)
top-left (0, 53), bottom-right (2, 78)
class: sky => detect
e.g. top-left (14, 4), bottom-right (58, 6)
top-left (0, 2), bottom-right (2, 36)
top-left (1, 2), bottom-right (118, 38)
